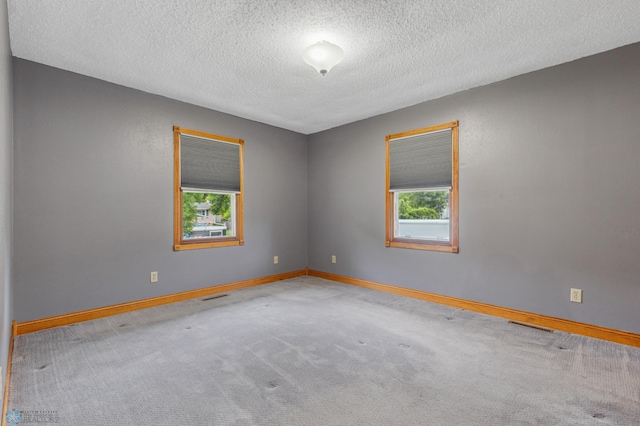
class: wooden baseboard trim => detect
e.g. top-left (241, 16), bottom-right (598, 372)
top-left (16, 270), bottom-right (307, 336)
top-left (308, 270), bottom-right (640, 348)
top-left (2, 321), bottom-right (17, 426)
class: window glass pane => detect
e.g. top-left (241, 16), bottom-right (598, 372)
top-left (394, 190), bottom-right (450, 241)
top-left (182, 192), bottom-right (234, 240)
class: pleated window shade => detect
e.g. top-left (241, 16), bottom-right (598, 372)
top-left (180, 134), bottom-right (240, 193)
top-left (389, 128), bottom-right (452, 191)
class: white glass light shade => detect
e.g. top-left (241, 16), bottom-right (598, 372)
top-left (302, 41), bottom-right (344, 76)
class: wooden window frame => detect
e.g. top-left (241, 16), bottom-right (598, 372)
top-left (385, 120), bottom-right (459, 253)
top-left (173, 126), bottom-right (244, 251)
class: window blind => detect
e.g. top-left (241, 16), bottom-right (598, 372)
top-left (389, 128), bottom-right (452, 191)
top-left (180, 134), bottom-right (240, 193)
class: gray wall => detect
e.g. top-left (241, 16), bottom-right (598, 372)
top-left (308, 43), bottom-right (640, 334)
top-left (10, 41), bottom-right (640, 336)
top-left (13, 59), bottom-right (308, 322)
top-left (0, 0), bottom-right (12, 408)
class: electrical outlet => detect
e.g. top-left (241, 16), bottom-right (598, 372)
top-left (570, 288), bottom-right (582, 303)
top-left (274, 256), bottom-right (278, 264)
top-left (150, 271), bottom-right (158, 283)
top-left (331, 255), bottom-right (336, 264)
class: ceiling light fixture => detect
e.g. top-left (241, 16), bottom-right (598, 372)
top-left (302, 41), bottom-right (344, 76)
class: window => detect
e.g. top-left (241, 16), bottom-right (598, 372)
top-left (385, 121), bottom-right (458, 252)
top-left (174, 126), bottom-right (244, 250)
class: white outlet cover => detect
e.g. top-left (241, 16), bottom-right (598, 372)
top-left (150, 271), bottom-right (158, 283)
top-left (570, 288), bottom-right (582, 303)
top-left (274, 256), bottom-right (278, 264)
top-left (331, 255), bottom-right (336, 264)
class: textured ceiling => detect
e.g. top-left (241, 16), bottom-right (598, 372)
top-left (8, 1), bottom-right (640, 135)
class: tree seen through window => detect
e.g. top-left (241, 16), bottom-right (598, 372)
top-left (398, 191), bottom-right (449, 220)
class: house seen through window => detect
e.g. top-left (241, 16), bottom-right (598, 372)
top-left (183, 193), bottom-right (234, 239)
